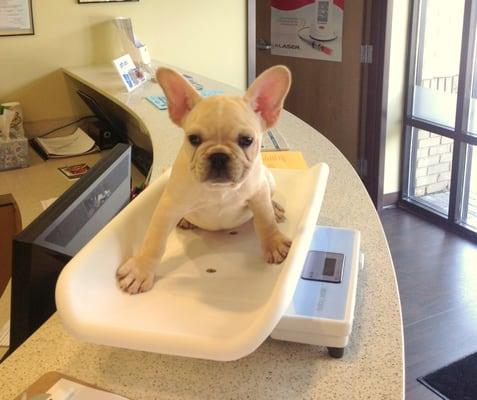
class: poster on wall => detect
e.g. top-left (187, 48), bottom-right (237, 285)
top-left (271, 0), bottom-right (344, 62)
top-left (0, 0), bottom-right (34, 36)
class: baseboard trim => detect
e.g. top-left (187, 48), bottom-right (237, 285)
top-left (383, 192), bottom-right (400, 208)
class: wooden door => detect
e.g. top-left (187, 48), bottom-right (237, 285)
top-left (254, 0), bottom-right (365, 168)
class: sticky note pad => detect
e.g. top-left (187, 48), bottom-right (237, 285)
top-left (261, 151), bottom-right (308, 169)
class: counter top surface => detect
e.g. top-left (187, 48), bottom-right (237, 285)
top-left (0, 63), bottom-right (403, 400)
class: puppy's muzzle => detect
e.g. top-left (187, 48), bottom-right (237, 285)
top-left (209, 152), bottom-right (229, 169)
top-left (207, 152), bottom-right (231, 181)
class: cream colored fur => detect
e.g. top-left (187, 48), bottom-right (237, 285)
top-left (117, 65), bottom-right (292, 294)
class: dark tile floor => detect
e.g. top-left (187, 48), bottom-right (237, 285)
top-left (420, 191), bottom-right (477, 228)
top-left (380, 207), bottom-right (477, 400)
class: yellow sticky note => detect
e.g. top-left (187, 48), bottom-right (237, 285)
top-left (261, 151), bottom-right (308, 169)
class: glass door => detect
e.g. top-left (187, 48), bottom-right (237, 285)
top-left (402, 0), bottom-right (477, 239)
top-left (461, 37), bottom-right (477, 228)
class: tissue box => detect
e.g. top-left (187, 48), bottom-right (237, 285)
top-left (0, 137), bottom-right (29, 171)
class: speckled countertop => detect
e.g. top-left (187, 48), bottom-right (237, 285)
top-left (0, 64), bottom-right (404, 399)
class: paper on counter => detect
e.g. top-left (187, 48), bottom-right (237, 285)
top-left (46, 378), bottom-right (130, 400)
top-left (261, 151), bottom-right (308, 169)
top-left (0, 319), bottom-right (9, 347)
top-left (41, 198), bottom-right (58, 210)
top-left (34, 128), bottom-right (97, 157)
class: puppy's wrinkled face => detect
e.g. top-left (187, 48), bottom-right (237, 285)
top-left (182, 96), bottom-right (262, 186)
top-left (156, 65), bottom-right (291, 187)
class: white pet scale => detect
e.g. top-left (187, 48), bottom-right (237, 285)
top-left (271, 226), bottom-right (362, 358)
top-left (56, 164), bottom-right (361, 361)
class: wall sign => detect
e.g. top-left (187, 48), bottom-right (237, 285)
top-left (0, 0), bottom-right (34, 37)
top-left (271, 0), bottom-right (344, 62)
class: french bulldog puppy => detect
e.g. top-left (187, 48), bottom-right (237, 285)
top-left (117, 65), bottom-right (292, 294)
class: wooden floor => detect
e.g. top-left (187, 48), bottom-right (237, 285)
top-left (380, 207), bottom-right (477, 400)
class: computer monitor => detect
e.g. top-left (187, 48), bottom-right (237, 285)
top-left (77, 90), bottom-right (152, 176)
top-left (77, 89), bottom-right (128, 145)
top-left (9, 143), bottom-right (131, 354)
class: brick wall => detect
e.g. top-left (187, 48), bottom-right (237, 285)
top-left (414, 130), bottom-right (453, 196)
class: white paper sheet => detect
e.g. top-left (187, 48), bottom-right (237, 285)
top-left (41, 198), bottom-right (58, 210)
top-left (34, 128), bottom-right (97, 158)
top-left (46, 379), bottom-right (130, 400)
top-left (0, 319), bottom-right (9, 347)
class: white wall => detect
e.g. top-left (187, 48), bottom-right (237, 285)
top-left (383, 0), bottom-right (410, 194)
top-left (0, 0), bottom-right (247, 134)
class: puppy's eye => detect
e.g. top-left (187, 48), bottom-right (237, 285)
top-left (238, 136), bottom-right (254, 147)
top-left (188, 134), bottom-right (202, 146)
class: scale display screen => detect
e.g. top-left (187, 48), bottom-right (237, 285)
top-left (302, 250), bottom-right (344, 283)
top-left (323, 257), bottom-right (336, 276)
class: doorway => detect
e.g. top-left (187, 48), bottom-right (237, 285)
top-left (247, 0), bottom-right (391, 209)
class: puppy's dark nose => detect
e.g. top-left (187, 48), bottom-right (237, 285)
top-left (209, 152), bottom-right (230, 170)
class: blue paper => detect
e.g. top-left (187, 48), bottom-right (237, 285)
top-left (146, 89), bottom-right (225, 112)
top-left (146, 95), bottom-right (168, 110)
top-left (201, 89), bottom-right (224, 97)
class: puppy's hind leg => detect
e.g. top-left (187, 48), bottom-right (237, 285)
top-left (177, 218), bottom-right (197, 230)
top-left (265, 168), bottom-right (285, 223)
top-left (249, 186), bottom-right (292, 264)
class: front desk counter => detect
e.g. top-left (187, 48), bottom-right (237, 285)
top-left (0, 63), bottom-right (404, 400)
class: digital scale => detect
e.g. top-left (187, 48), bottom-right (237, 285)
top-left (271, 226), bottom-right (362, 358)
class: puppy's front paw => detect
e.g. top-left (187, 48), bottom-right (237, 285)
top-left (116, 256), bottom-right (155, 294)
top-left (272, 200), bottom-right (286, 223)
top-left (262, 232), bottom-right (292, 264)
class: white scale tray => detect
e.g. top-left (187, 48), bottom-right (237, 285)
top-left (56, 164), bottom-right (329, 361)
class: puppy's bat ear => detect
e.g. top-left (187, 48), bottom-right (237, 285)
top-left (244, 65), bottom-right (291, 129)
top-left (156, 68), bottom-right (201, 126)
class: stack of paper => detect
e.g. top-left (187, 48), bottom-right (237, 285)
top-left (32, 128), bottom-right (99, 159)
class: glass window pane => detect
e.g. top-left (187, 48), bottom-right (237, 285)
top-left (468, 29), bottom-right (477, 135)
top-left (412, 0), bottom-right (465, 128)
top-left (460, 144), bottom-right (477, 229)
top-left (409, 128), bottom-right (454, 215)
